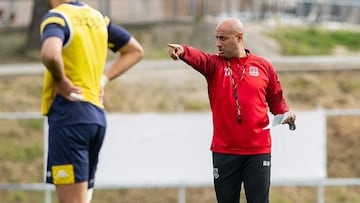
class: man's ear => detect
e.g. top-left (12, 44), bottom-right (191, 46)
top-left (236, 33), bottom-right (243, 41)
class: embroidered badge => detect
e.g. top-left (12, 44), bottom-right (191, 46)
top-left (262, 160), bottom-right (271, 167)
top-left (52, 164), bottom-right (75, 184)
top-left (249, 66), bottom-right (259, 77)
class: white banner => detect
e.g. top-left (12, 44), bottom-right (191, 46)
top-left (95, 110), bottom-right (326, 186)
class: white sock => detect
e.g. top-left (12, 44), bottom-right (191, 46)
top-left (87, 188), bottom-right (94, 203)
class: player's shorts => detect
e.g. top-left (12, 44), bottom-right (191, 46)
top-left (45, 124), bottom-right (106, 189)
top-left (212, 152), bottom-right (271, 203)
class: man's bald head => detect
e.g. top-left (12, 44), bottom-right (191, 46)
top-left (216, 17), bottom-right (244, 35)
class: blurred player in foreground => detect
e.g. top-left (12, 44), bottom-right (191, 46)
top-left (168, 17), bottom-right (296, 203)
top-left (40, 0), bottom-right (144, 202)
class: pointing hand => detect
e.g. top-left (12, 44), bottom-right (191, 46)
top-left (168, 43), bottom-right (184, 60)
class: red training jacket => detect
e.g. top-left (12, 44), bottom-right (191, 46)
top-left (180, 45), bottom-right (289, 155)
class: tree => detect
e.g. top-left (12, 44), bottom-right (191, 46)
top-left (26, 0), bottom-right (50, 50)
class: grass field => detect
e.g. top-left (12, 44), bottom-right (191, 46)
top-left (0, 69), bottom-right (359, 203)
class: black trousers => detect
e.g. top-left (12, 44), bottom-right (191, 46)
top-left (212, 152), bottom-right (271, 203)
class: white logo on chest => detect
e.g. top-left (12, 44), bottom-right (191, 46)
top-left (224, 66), bottom-right (232, 76)
top-left (249, 66), bottom-right (259, 77)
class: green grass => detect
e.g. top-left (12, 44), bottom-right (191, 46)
top-left (268, 26), bottom-right (360, 55)
top-left (0, 119), bottom-right (43, 162)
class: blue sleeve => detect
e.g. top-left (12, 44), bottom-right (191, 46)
top-left (40, 12), bottom-right (70, 45)
top-left (108, 21), bottom-right (131, 52)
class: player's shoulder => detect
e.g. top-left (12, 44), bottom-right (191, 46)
top-left (41, 11), bottom-right (67, 30)
top-left (42, 9), bottom-right (64, 19)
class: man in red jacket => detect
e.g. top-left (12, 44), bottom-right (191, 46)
top-left (168, 17), bottom-right (296, 203)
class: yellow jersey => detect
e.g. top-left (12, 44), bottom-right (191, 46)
top-left (40, 2), bottom-right (109, 115)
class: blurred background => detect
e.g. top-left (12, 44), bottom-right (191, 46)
top-left (3, 0), bottom-right (360, 26)
top-left (0, 0), bottom-right (359, 203)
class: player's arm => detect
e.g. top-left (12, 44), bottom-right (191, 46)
top-left (102, 21), bottom-right (144, 83)
top-left (41, 36), bottom-right (65, 82)
top-left (105, 37), bottom-right (144, 80)
top-left (40, 13), bottom-right (82, 100)
top-left (40, 13), bottom-right (67, 82)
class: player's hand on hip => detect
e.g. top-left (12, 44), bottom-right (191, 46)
top-left (168, 43), bottom-right (183, 60)
top-left (54, 77), bottom-right (83, 101)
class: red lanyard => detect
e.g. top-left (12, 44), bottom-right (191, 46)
top-left (226, 59), bottom-right (247, 123)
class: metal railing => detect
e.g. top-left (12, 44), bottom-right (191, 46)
top-left (0, 178), bottom-right (360, 203)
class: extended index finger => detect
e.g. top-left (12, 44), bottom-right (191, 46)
top-left (167, 43), bottom-right (178, 48)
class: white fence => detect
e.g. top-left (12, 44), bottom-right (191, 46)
top-left (0, 109), bottom-right (359, 203)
